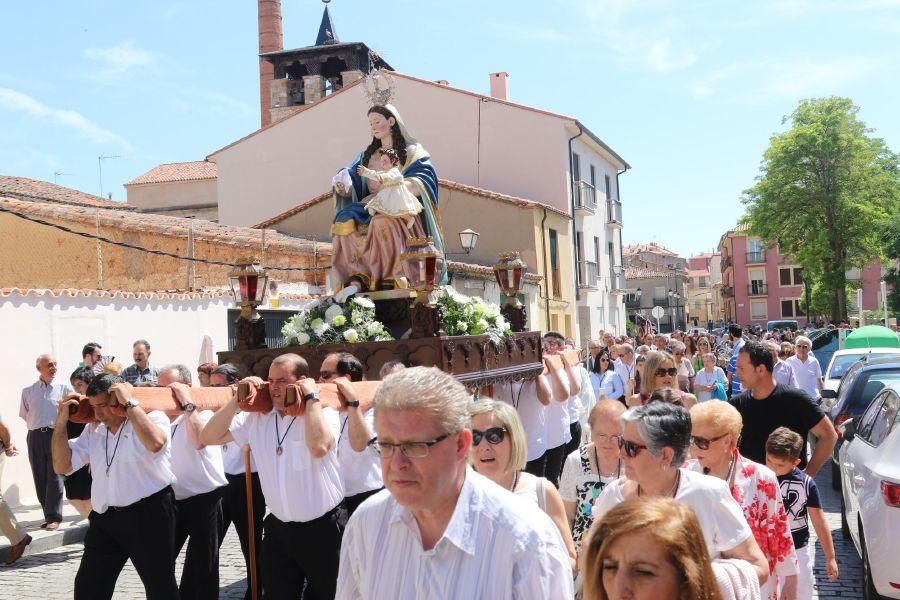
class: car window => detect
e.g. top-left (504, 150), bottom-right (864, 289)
top-left (847, 370), bottom-right (900, 415)
top-left (827, 354), bottom-right (864, 380)
top-left (856, 394), bottom-right (885, 442)
top-left (864, 391), bottom-right (899, 446)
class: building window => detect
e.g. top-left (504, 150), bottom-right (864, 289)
top-left (590, 164), bottom-right (596, 188)
top-left (779, 267), bottom-right (804, 286)
top-left (549, 228), bottom-right (561, 298)
top-left (750, 300), bottom-right (767, 320)
top-left (698, 276), bottom-right (707, 288)
top-left (594, 236), bottom-right (601, 263)
top-left (781, 299), bottom-right (803, 318)
top-left (605, 174), bottom-right (612, 201)
top-left (572, 152), bottom-right (581, 182)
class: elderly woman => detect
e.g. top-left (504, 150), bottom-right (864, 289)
top-left (686, 402), bottom-right (798, 600)
top-left (467, 399), bottom-right (577, 571)
top-left (590, 402), bottom-right (769, 588)
top-left (671, 342), bottom-right (696, 393)
top-left (559, 400), bottom-right (625, 552)
top-left (628, 351), bottom-right (697, 408)
top-left (694, 352), bottom-right (728, 402)
top-left (582, 497), bottom-right (724, 600)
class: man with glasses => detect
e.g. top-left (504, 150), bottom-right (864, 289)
top-left (200, 353), bottom-right (344, 600)
top-left (613, 344), bottom-right (637, 399)
top-left (586, 339), bottom-right (602, 372)
top-left (336, 367), bottom-right (574, 598)
top-left (19, 354), bottom-right (72, 530)
top-left (785, 336), bottom-right (823, 403)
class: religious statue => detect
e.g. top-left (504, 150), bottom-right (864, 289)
top-left (330, 96), bottom-right (445, 292)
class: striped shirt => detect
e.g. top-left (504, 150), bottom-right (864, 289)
top-left (336, 468), bottom-right (574, 599)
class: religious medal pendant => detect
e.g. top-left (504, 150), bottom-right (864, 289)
top-left (276, 445), bottom-right (283, 456)
top-left (106, 466), bottom-right (110, 476)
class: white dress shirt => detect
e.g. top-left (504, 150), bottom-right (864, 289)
top-left (786, 355), bottom-right (822, 400)
top-left (221, 412), bottom-right (258, 476)
top-left (68, 411), bottom-right (175, 514)
top-left (496, 380), bottom-right (546, 462)
top-left (170, 411), bottom-right (228, 500)
top-left (20, 380), bottom-right (73, 430)
top-left (773, 360), bottom-right (799, 389)
top-left (575, 366), bottom-right (596, 433)
top-left (229, 408), bottom-right (344, 523)
top-left (545, 367), bottom-right (572, 449)
top-left (338, 409), bottom-right (383, 496)
top-left (613, 358), bottom-right (636, 397)
top-left (336, 469), bottom-right (574, 600)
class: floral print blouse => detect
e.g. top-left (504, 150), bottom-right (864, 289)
top-left (559, 445), bottom-right (619, 551)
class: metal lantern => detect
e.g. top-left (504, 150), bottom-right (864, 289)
top-left (458, 228), bottom-right (480, 254)
top-left (229, 258), bottom-right (269, 318)
top-left (493, 252), bottom-right (527, 307)
top-left (401, 236), bottom-right (443, 303)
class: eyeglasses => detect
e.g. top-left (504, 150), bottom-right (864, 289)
top-left (655, 367), bottom-right (678, 377)
top-left (796, 345), bottom-right (810, 349)
top-left (617, 437), bottom-right (648, 458)
top-left (599, 357), bottom-right (610, 362)
top-left (368, 433), bottom-right (451, 459)
top-left (594, 433), bottom-right (623, 445)
top-left (472, 427), bottom-right (507, 446)
top-left (690, 433), bottom-right (729, 450)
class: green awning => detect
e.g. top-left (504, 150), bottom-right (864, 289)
top-left (844, 325), bottom-right (900, 349)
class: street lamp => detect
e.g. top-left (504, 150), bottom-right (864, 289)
top-left (668, 288), bottom-right (681, 332)
top-left (229, 258), bottom-right (269, 350)
top-left (493, 251), bottom-right (528, 332)
top-left (458, 229), bottom-right (480, 255)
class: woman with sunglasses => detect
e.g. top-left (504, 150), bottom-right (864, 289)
top-left (685, 401), bottom-right (798, 600)
top-left (589, 402), bottom-right (770, 590)
top-left (627, 351), bottom-right (697, 409)
top-left (467, 399), bottom-right (577, 571)
top-left (560, 400), bottom-right (625, 553)
top-left (589, 349), bottom-right (624, 404)
top-left (695, 336), bottom-right (712, 372)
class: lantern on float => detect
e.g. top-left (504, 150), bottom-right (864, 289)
top-left (493, 252), bottom-right (529, 332)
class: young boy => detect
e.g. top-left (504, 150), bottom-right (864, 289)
top-left (766, 427), bottom-right (839, 598)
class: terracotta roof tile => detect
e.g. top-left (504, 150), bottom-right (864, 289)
top-left (447, 260), bottom-right (542, 284)
top-left (0, 287), bottom-right (320, 301)
top-left (0, 175), bottom-right (133, 210)
top-left (624, 266), bottom-right (674, 279)
top-left (623, 242), bottom-right (679, 257)
top-left (125, 161), bottom-right (218, 186)
top-left (0, 197), bottom-right (332, 257)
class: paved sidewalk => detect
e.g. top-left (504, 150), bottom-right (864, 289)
top-left (809, 466), bottom-right (863, 599)
top-left (0, 502), bottom-right (87, 564)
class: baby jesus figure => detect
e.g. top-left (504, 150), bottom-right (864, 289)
top-left (356, 148), bottom-right (423, 229)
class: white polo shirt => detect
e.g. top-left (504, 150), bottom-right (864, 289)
top-left (221, 411), bottom-right (258, 476)
top-left (496, 380), bottom-right (546, 462)
top-left (787, 355), bottom-right (823, 400)
top-left (230, 408), bottom-right (344, 523)
top-left (338, 408), bottom-right (383, 496)
top-left (544, 367), bottom-right (572, 449)
top-left (170, 411), bottom-right (228, 500)
top-left (68, 411), bottom-right (175, 514)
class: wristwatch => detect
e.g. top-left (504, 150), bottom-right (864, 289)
top-left (182, 402), bottom-right (196, 413)
top-left (123, 399), bottom-right (140, 411)
top-left (303, 391), bottom-right (320, 403)
top-left (345, 399), bottom-right (360, 408)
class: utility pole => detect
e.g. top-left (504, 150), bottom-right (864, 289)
top-left (98, 155), bottom-right (121, 198)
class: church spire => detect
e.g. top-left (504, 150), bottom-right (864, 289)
top-left (315, 4), bottom-right (338, 46)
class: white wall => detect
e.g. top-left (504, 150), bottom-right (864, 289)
top-left (0, 290), bottom-right (310, 507)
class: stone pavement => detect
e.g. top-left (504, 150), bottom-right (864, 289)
top-left (0, 466), bottom-right (866, 598)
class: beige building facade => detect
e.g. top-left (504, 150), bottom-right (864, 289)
top-left (125, 161), bottom-right (219, 220)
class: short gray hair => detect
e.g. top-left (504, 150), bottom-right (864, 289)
top-left (160, 364), bottom-right (192, 385)
top-left (374, 366), bottom-right (470, 435)
top-left (621, 402), bottom-right (691, 466)
top-left (671, 341), bottom-right (686, 353)
top-left (620, 343), bottom-right (634, 355)
top-left (795, 335), bottom-right (812, 347)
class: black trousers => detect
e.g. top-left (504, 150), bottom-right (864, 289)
top-left (524, 451), bottom-right (547, 478)
top-left (221, 472), bottom-right (265, 600)
top-left (565, 422), bottom-right (582, 457)
top-left (543, 443), bottom-right (568, 487)
top-left (74, 486), bottom-right (178, 600)
top-left (26, 428), bottom-right (63, 522)
top-left (344, 487), bottom-right (383, 518)
top-left (175, 487), bottom-right (224, 600)
top-left (261, 508), bottom-right (343, 600)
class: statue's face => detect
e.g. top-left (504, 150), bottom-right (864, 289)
top-left (369, 112), bottom-right (395, 140)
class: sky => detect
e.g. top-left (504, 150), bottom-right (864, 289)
top-left (1, 0), bottom-right (898, 257)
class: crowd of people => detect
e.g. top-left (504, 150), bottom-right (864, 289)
top-left (0, 324), bottom-right (843, 599)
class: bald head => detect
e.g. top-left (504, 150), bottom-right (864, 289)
top-left (36, 354), bottom-right (58, 382)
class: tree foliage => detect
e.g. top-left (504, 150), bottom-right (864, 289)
top-left (742, 97), bottom-right (900, 322)
top-left (880, 213), bottom-right (900, 313)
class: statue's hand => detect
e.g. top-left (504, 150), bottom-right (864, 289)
top-left (333, 169), bottom-right (352, 194)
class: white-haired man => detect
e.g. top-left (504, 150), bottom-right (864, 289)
top-left (336, 367), bottom-right (574, 599)
top-left (786, 336), bottom-right (823, 402)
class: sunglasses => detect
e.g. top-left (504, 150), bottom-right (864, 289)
top-left (617, 437), bottom-right (648, 458)
top-left (690, 433), bottom-right (729, 450)
top-left (472, 427), bottom-right (507, 446)
top-left (656, 367), bottom-right (678, 377)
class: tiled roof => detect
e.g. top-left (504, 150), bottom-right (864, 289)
top-left (0, 197), bottom-right (331, 257)
top-left (253, 179), bottom-right (569, 229)
top-left (0, 175), bottom-right (133, 210)
top-left (687, 269), bottom-right (709, 278)
top-left (623, 242), bottom-right (679, 257)
top-left (447, 260), bottom-right (543, 284)
top-left (125, 161), bottom-right (217, 186)
top-left (625, 266), bottom-right (674, 279)
top-left (0, 287), bottom-right (319, 301)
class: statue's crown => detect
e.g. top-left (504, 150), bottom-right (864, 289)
top-left (363, 68), bottom-right (395, 106)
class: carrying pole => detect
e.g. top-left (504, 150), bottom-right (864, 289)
top-left (245, 447), bottom-right (259, 600)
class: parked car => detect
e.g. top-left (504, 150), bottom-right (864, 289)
top-left (767, 319), bottom-right (799, 332)
top-left (824, 349), bottom-right (900, 392)
top-left (838, 381), bottom-right (900, 599)
top-left (822, 357), bottom-right (900, 490)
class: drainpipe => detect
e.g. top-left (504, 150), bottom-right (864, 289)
top-left (540, 206), bottom-right (551, 329)
top-left (616, 167), bottom-right (629, 333)
top-left (567, 123), bottom-right (584, 305)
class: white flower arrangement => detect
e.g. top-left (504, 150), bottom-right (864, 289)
top-left (281, 293), bottom-right (394, 346)
top-left (438, 286), bottom-right (512, 343)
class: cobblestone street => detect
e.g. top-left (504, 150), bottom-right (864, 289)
top-left (0, 466), bottom-right (866, 598)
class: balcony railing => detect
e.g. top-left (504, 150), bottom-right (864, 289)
top-left (613, 270), bottom-right (627, 291)
top-left (722, 255), bottom-right (733, 270)
top-left (722, 286), bottom-right (735, 298)
top-left (577, 260), bottom-right (599, 289)
top-left (746, 251), bottom-right (766, 264)
top-left (574, 181), bottom-right (597, 212)
top-left (607, 199), bottom-right (623, 228)
top-left (653, 296), bottom-right (669, 306)
top-left (747, 283), bottom-right (768, 296)
top-left (625, 297), bottom-right (642, 309)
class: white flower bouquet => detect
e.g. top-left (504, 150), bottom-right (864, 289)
top-left (282, 295), bottom-right (393, 346)
top-left (437, 286), bottom-right (512, 343)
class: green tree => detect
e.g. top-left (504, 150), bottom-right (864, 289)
top-left (743, 97), bottom-right (900, 323)
top-left (880, 213), bottom-right (900, 313)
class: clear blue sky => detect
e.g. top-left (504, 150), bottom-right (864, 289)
top-left (2, 0), bottom-right (898, 256)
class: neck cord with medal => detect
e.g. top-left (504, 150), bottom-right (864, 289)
top-left (508, 470), bottom-right (520, 492)
top-left (593, 445), bottom-right (622, 479)
top-left (703, 448), bottom-right (738, 486)
top-left (105, 418), bottom-right (128, 476)
top-left (275, 413), bottom-right (297, 456)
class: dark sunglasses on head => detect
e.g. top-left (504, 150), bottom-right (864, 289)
top-left (690, 433), bottom-right (729, 450)
top-left (472, 427), bottom-right (507, 446)
top-left (617, 437), bottom-right (648, 458)
top-left (655, 367), bottom-right (678, 377)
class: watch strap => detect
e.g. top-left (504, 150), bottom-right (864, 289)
top-left (303, 391), bottom-right (320, 402)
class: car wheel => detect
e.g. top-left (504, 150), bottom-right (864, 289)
top-left (840, 492), bottom-right (850, 539)
top-left (861, 526), bottom-right (888, 600)
top-left (831, 459), bottom-right (842, 491)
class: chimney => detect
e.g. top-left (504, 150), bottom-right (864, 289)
top-left (258, 0), bottom-right (283, 128)
top-left (489, 72), bottom-right (509, 101)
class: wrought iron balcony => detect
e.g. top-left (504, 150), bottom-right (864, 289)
top-left (607, 200), bottom-right (623, 228)
top-left (574, 181), bottom-right (597, 212)
top-left (747, 283), bottom-right (768, 296)
top-left (722, 286), bottom-right (735, 298)
top-left (625, 297), bottom-right (642, 309)
top-left (722, 255), bottom-right (733, 270)
top-left (746, 251), bottom-right (766, 264)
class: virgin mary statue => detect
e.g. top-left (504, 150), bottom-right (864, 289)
top-left (330, 104), bottom-right (445, 291)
